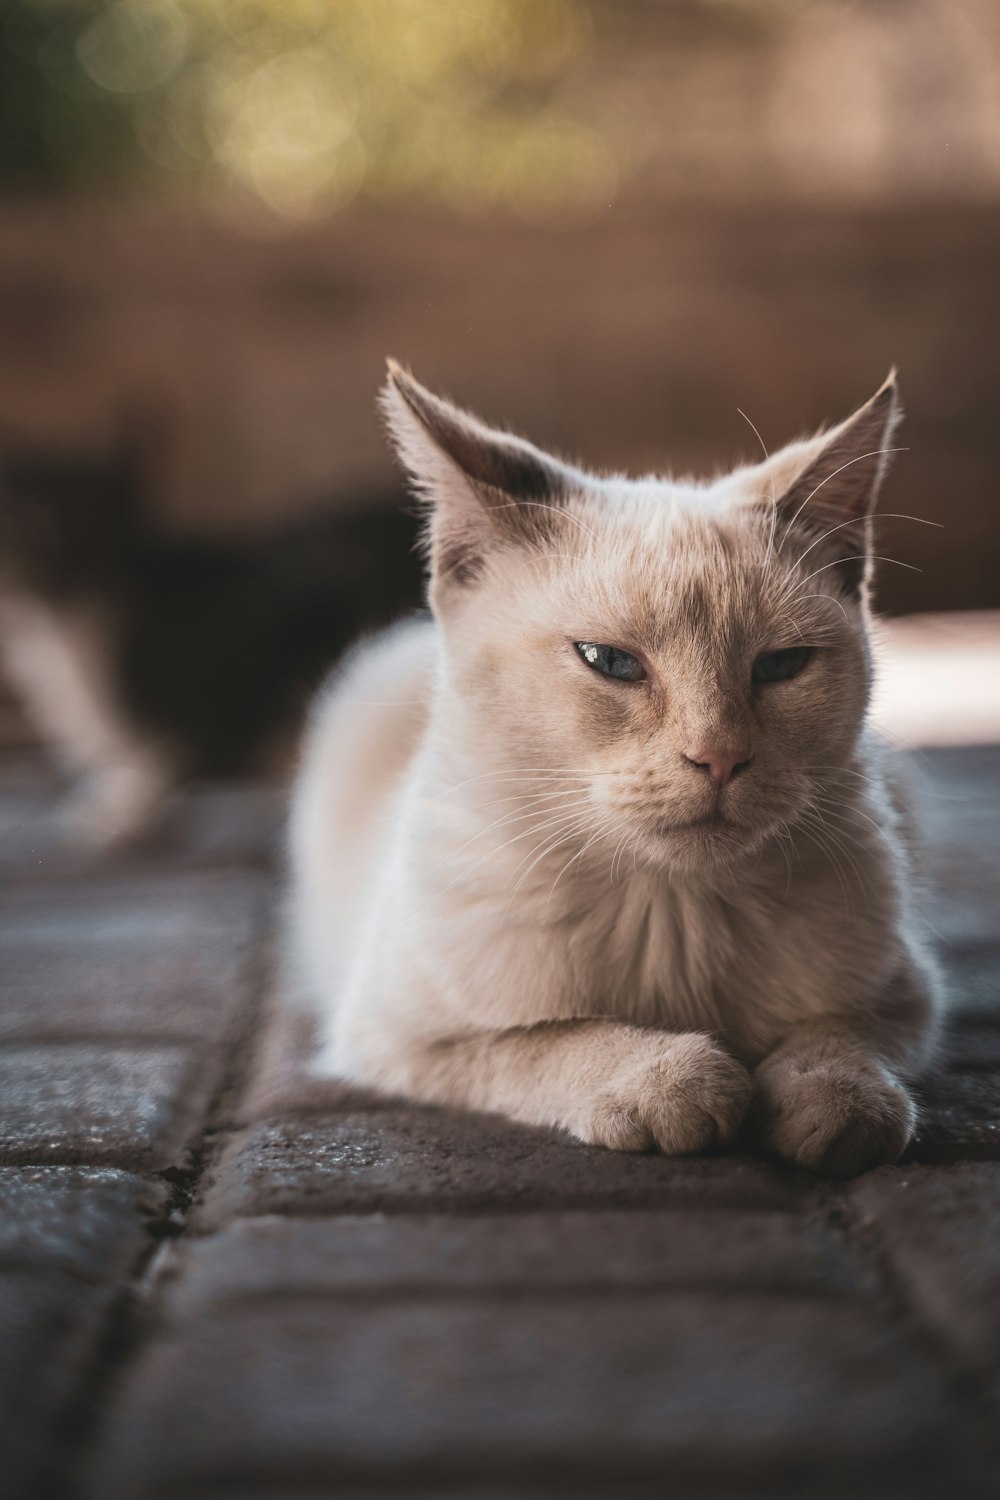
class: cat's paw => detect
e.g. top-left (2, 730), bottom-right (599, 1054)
top-left (754, 1054), bottom-right (915, 1177)
top-left (576, 1033), bottom-right (752, 1155)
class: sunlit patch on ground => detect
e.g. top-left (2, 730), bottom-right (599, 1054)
top-left (873, 612), bottom-right (1000, 747)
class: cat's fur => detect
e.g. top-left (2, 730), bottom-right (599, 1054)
top-left (0, 431), bottom-right (422, 845)
top-left (288, 363), bottom-right (942, 1176)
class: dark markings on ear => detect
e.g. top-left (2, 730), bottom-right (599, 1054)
top-left (389, 365), bottom-right (567, 506)
top-left (380, 361), bottom-right (578, 595)
top-left (777, 373), bottom-right (903, 596)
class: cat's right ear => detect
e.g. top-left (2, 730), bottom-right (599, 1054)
top-left (380, 362), bottom-right (575, 595)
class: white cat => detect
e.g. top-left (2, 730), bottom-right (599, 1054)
top-left (287, 362), bottom-right (941, 1177)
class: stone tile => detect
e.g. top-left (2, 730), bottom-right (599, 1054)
top-left (909, 1067), bottom-right (1000, 1161)
top-left (155, 784), bottom-right (283, 868)
top-left (0, 1271), bottom-right (114, 1499)
top-left (200, 1112), bottom-right (802, 1226)
top-left (920, 753), bottom-right (1000, 953)
top-left (0, 1169), bottom-right (167, 1495)
top-left (85, 1481), bottom-right (931, 1500)
top-left (0, 777), bottom-right (280, 877)
top-left (925, 850), bottom-right (1000, 949)
top-left (0, 933), bottom-right (252, 1044)
top-left (171, 1210), bottom-right (858, 1312)
top-left (941, 941), bottom-right (1000, 1024)
top-left (920, 747), bottom-right (1000, 860)
top-left (0, 867), bottom-right (265, 1045)
top-left (850, 1162), bottom-right (1000, 1370)
top-left (0, 1044), bottom-right (208, 1170)
top-left (0, 869), bottom-right (266, 947)
top-left (0, 1166), bottom-right (165, 1279)
top-left (942, 1021), bottom-right (1000, 1071)
top-left (93, 1293), bottom-right (987, 1497)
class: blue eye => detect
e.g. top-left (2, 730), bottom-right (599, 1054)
top-left (574, 642), bottom-right (645, 682)
top-left (753, 646), bottom-right (813, 684)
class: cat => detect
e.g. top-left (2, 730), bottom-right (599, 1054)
top-left (0, 425), bottom-right (423, 846)
top-left (287, 361), bottom-right (942, 1177)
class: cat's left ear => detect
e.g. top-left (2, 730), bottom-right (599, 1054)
top-left (763, 372), bottom-right (903, 590)
top-left (380, 361), bottom-right (578, 595)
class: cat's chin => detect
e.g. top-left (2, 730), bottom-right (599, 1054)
top-left (632, 828), bottom-right (749, 876)
top-left (639, 815), bottom-right (764, 874)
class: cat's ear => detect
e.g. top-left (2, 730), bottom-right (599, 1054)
top-left (380, 361), bottom-right (575, 592)
top-left (763, 373), bottom-right (903, 592)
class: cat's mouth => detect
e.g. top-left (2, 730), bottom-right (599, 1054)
top-left (659, 811), bottom-right (733, 834)
top-left (645, 808), bottom-right (762, 870)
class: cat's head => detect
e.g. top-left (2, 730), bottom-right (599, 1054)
top-left (381, 362), bottom-right (902, 873)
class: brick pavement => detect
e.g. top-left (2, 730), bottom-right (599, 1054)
top-left (0, 750), bottom-right (998, 1499)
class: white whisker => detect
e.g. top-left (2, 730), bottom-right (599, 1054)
top-left (791, 513), bottom-right (940, 570)
top-left (778, 447), bottom-right (908, 548)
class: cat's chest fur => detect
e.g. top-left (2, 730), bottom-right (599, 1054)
top-left (439, 860), bottom-right (821, 1064)
top-left (559, 874), bottom-right (793, 1057)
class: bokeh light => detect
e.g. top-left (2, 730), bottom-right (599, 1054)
top-left (2, 0), bottom-right (614, 222)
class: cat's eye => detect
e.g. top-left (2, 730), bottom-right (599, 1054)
top-left (753, 646), bottom-right (813, 684)
top-left (574, 642), bottom-right (645, 682)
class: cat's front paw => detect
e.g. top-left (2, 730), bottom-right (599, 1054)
top-left (754, 1054), bottom-right (915, 1177)
top-left (577, 1033), bottom-right (751, 1155)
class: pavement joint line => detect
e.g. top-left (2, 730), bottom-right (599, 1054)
top-left (45, 881), bottom-right (278, 1500)
top-left (146, 1282), bottom-right (864, 1309)
top-left (173, 1192), bottom-right (823, 1225)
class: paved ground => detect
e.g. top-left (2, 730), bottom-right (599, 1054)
top-left (1, 748), bottom-right (999, 1500)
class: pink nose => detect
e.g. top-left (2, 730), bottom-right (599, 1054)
top-left (683, 746), bottom-right (753, 787)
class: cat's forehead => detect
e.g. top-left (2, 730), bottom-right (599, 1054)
top-left (564, 476), bottom-right (788, 650)
top-left (584, 466), bottom-right (765, 524)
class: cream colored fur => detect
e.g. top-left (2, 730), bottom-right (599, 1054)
top-left (287, 366), bottom-right (941, 1176)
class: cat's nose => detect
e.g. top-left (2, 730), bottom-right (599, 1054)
top-left (683, 746), bottom-right (753, 787)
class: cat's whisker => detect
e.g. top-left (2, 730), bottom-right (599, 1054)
top-left (479, 786), bottom-right (596, 812)
top-left (545, 816), bottom-right (618, 912)
top-left (795, 812), bottom-right (859, 914)
top-left (507, 814), bottom-right (601, 904)
top-left (615, 828), bottom-right (636, 884)
top-left (790, 513), bottom-right (941, 570)
top-left (736, 405), bottom-right (779, 562)
top-left (791, 553), bottom-right (922, 592)
top-left (777, 821), bottom-right (794, 898)
top-left (536, 554), bottom-right (598, 564)
top-left (800, 802), bottom-right (870, 889)
top-left (777, 447), bottom-right (908, 549)
top-left (800, 823), bottom-right (853, 903)
top-left (424, 793), bottom-right (595, 876)
top-left (796, 592), bottom-right (852, 623)
top-left (436, 767), bottom-right (614, 799)
top-left (416, 806), bottom-right (596, 919)
top-left (467, 805), bottom-right (595, 868)
top-left (803, 764), bottom-right (880, 787)
top-left (809, 790), bottom-right (902, 859)
top-left (502, 807), bottom-right (599, 871)
top-left (766, 567), bottom-right (838, 620)
top-left (609, 826), bottom-right (633, 884)
top-left (809, 792), bottom-right (881, 840)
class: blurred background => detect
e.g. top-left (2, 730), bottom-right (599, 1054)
top-left (0, 0), bottom-right (998, 768)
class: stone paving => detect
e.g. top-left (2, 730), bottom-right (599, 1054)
top-left (0, 749), bottom-right (999, 1500)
